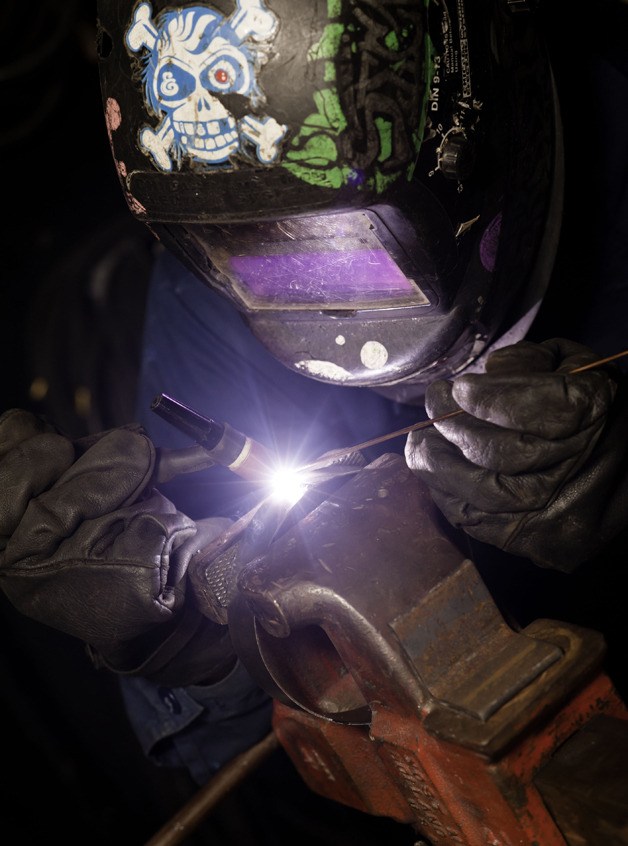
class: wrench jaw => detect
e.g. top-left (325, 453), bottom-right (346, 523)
top-left (189, 453), bottom-right (628, 845)
top-left (190, 450), bottom-right (572, 735)
top-left (187, 449), bottom-right (369, 627)
top-left (221, 453), bottom-right (466, 722)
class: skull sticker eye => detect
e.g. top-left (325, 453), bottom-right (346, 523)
top-left (214, 67), bottom-right (230, 85)
top-left (156, 61), bottom-right (195, 103)
top-left (202, 54), bottom-right (247, 94)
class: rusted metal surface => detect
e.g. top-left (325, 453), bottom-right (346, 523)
top-left (232, 454), bottom-right (465, 721)
top-left (193, 453), bottom-right (628, 845)
top-left (272, 704), bottom-right (415, 824)
top-left (535, 715), bottom-right (628, 846)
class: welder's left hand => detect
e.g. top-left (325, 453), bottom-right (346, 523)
top-left (405, 338), bottom-right (628, 572)
top-left (0, 409), bottom-right (235, 687)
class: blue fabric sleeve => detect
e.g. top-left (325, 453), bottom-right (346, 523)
top-left (119, 662), bottom-right (273, 786)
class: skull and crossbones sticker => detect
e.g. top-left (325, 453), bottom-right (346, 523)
top-left (125, 0), bottom-right (288, 171)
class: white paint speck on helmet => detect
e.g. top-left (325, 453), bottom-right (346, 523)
top-left (360, 341), bottom-right (388, 370)
top-left (295, 360), bottom-right (353, 381)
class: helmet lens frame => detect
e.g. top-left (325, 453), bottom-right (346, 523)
top-left (187, 209), bottom-right (432, 312)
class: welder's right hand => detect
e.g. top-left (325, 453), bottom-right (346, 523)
top-left (0, 409), bottom-right (235, 688)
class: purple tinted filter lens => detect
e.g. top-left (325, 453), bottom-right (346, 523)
top-left (230, 248), bottom-right (424, 307)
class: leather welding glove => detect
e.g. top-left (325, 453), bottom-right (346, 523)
top-left (0, 408), bottom-right (235, 687)
top-left (405, 338), bottom-right (628, 572)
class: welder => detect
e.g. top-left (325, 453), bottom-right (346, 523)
top-left (1, 1), bottom-right (627, 843)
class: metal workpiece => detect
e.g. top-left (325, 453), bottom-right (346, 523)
top-left (230, 453), bottom-right (467, 722)
top-left (188, 451), bottom-right (628, 845)
top-left (188, 450), bottom-right (370, 627)
top-left (223, 453), bottom-right (587, 739)
top-left (216, 453), bottom-right (627, 844)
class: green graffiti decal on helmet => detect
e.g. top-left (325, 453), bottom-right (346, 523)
top-left (283, 0), bottom-right (432, 192)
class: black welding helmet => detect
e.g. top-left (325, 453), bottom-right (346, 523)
top-left (96, 0), bottom-right (562, 399)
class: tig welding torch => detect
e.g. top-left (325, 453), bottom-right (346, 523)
top-left (151, 349), bottom-right (628, 486)
top-left (152, 393), bottom-right (275, 483)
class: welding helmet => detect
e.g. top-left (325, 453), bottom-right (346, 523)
top-left (96, 0), bottom-right (562, 399)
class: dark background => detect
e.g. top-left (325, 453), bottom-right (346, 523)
top-left (0, 3), bottom-right (180, 842)
top-left (1, 1), bottom-right (626, 844)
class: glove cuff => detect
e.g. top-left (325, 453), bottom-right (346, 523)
top-left (88, 601), bottom-right (237, 687)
